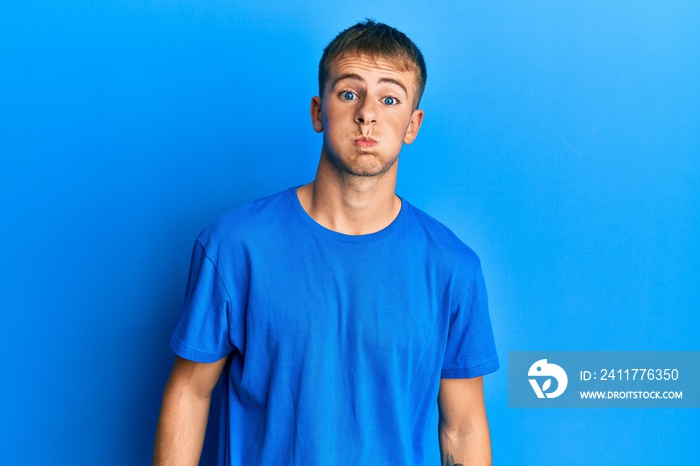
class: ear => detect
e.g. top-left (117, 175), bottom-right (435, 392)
top-left (310, 96), bottom-right (323, 133)
top-left (403, 108), bottom-right (424, 144)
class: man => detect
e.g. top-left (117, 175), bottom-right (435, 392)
top-left (154, 19), bottom-right (498, 465)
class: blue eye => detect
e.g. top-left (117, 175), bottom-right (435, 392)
top-left (342, 91), bottom-right (356, 100)
top-left (383, 96), bottom-right (396, 105)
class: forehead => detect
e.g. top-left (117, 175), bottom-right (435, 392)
top-left (327, 53), bottom-right (418, 90)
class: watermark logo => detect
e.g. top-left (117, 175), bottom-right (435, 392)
top-left (528, 359), bottom-right (568, 398)
top-left (510, 351), bottom-right (699, 408)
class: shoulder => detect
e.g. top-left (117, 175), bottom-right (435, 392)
top-left (196, 187), bottom-right (296, 255)
top-left (403, 200), bottom-right (482, 275)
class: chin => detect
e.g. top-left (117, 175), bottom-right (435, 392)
top-left (346, 157), bottom-right (398, 177)
top-left (325, 144), bottom-right (399, 177)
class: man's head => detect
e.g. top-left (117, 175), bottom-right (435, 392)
top-left (311, 20), bottom-right (426, 180)
top-left (318, 19), bottom-right (427, 109)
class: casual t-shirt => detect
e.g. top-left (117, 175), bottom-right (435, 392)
top-left (170, 187), bottom-right (499, 465)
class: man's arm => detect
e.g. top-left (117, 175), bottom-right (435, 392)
top-left (437, 376), bottom-right (492, 466)
top-left (153, 355), bottom-right (227, 466)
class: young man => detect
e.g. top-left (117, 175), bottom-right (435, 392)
top-left (154, 20), bottom-right (499, 466)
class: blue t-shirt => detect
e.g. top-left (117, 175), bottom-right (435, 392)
top-left (171, 187), bottom-right (499, 465)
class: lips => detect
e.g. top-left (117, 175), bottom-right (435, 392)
top-left (354, 137), bottom-right (378, 148)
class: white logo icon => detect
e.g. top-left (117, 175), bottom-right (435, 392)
top-left (528, 359), bottom-right (568, 398)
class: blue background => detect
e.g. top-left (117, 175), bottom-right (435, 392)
top-left (1, 1), bottom-right (698, 464)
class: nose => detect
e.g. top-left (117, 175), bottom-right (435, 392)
top-left (355, 97), bottom-right (378, 126)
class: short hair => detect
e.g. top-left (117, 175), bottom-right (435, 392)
top-left (318, 19), bottom-right (427, 108)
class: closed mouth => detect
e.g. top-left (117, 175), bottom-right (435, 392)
top-left (354, 137), bottom-right (378, 148)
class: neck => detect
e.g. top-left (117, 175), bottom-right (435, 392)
top-left (297, 151), bottom-right (401, 235)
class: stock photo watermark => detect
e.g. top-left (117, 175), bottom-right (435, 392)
top-left (509, 352), bottom-right (700, 408)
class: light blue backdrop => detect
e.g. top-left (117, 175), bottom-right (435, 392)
top-left (1, 1), bottom-right (698, 464)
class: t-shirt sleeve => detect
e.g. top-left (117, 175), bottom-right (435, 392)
top-left (170, 239), bottom-right (235, 363)
top-left (441, 263), bottom-right (499, 378)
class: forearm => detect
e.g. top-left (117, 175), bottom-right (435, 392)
top-left (153, 380), bottom-right (212, 466)
top-left (439, 421), bottom-right (492, 466)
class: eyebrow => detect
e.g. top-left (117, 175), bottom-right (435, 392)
top-left (331, 73), bottom-right (408, 97)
